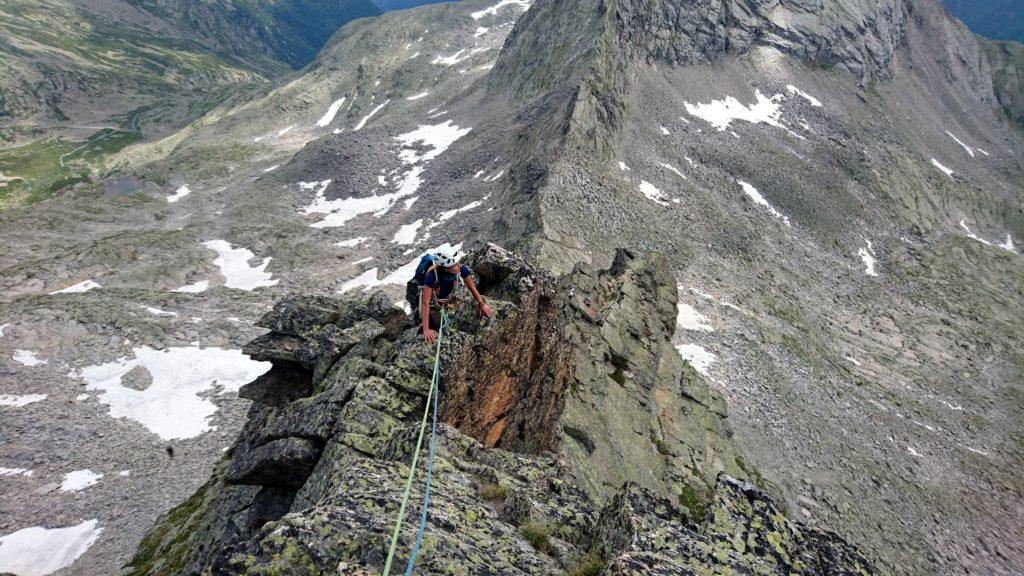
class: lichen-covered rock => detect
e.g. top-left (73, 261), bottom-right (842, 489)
top-left (127, 245), bottom-right (872, 576)
top-left (597, 476), bottom-right (873, 576)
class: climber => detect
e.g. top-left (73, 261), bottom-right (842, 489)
top-left (408, 245), bottom-right (492, 343)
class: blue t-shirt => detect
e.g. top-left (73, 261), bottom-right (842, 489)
top-left (424, 264), bottom-right (473, 300)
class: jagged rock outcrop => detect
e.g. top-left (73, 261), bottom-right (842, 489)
top-left (127, 245), bottom-right (872, 575)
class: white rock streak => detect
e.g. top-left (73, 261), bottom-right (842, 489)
top-left (60, 469), bottom-right (103, 492)
top-left (316, 97), bottom-right (347, 127)
top-left (0, 520), bottom-right (103, 576)
top-left (12, 350), bottom-right (47, 367)
top-left (931, 159), bottom-right (954, 177)
top-left (167, 185), bottom-right (191, 203)
top-left (738, 181), bottom-right (791, 226)
top-left (50, 280), bottom-right (101, 294)
top-left (354, 100), bottom-right (389, 131)
top-left (203, 240), bottom-right (278, 291)
top-left (0, 395), bottom-right (47, 407)
top-left (71, 346), bottom-right (271, 440)
top-left (857, 240), bottom-right (879, 276)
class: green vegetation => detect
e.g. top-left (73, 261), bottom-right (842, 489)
top-left (520, 521), bottom-right (554, 554)
top-left (678, 482), bottom-right (709, 522)
top-left (479, 483), bottom-right (509, 501)
top-left (566, 550), bottom-right (606, 576)
top-left (0, 127), bottom-right (141, 209)
top-left (126, 481), bottom-right (212, 576)
top-left (649, 432), bottom-right (670, 455)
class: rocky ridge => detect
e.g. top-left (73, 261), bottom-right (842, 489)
top-left (128, 245), bottom-right (873, 575)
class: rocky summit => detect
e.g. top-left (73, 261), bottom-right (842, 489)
top-left (0, 0), bottom-right (1021, 575)
top-left (126, 245), bottom-right (873, 575)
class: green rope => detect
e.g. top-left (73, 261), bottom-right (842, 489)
top-left (382, 309), bottom-right (447, 576)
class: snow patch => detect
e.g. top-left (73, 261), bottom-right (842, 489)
top-left (857, 240), bottom-right (878, 276)
top-left (305, 122), bottom-right (469, 227)
top-left (13, 350), bottom-right (47, 367)
top-left (639, 180), bottom-right (670, 206)
top-left (677, 302), bottom-right (713, 332)
top-left (142, 306), bottom-right (177, 317)
top-left (277, 125), bottom-right (295, 137)
top-left (393, 219), bottom-right (423, 245)
top-left (945, 131), bottom-right (975, 157)
top-left (658, 163), bottom-right (686, 180)
top-left (0, 468), bottom-right (33, 477)
top-left (0, 323), bottom-right (8, 338)
top-left (907, 446), bottom-right (924, 458)
top-left (618, 162), bottom-right (631, 172)
top-left (167, 185), bottom-right (190, 203)
top-left (471, 0), bottom-right (531, 19)
top-left (738, 181), bottom-right (791, 227)
top-left (406, 91), bottom-right (430, 101)
top-left (316, 97), bottom-right (347, 127)
top-left (960, 220), bottom-right (1016, 252)
top-left (173, 280), bottom-right (209, 294)
top-left (71, 346), bottom-right (271, 440)
top-left (60, 469), bottom-right (103, 492)
top-left (354, 100), bottom-right (389, 131)
top-left (50, 280), bottom-right (101, 294)
top-left (432, 49), bottom-right (468, 66)
top-left (660, 126), bottom-right (670, 135)
top-left (930, 159), bottom-right (954, 177)
top-left (675, 344), bottom-right (717, 377)
top-left (845, 356), bottom-right (862, 367)
top-left (0, 520), bottom-right (103, 576)
top-left (396, 121), bottom-right (472, 165)
top-left (203, 240), bottom-right (278, 291)
top-left (785, 85), bottom-right (823, 107)
top-left (336, 237), bottom-right (368, 248)
top-left (684, 90), bottom-right (786, 133)
top-left (0, 394), bottom-right (47, 407)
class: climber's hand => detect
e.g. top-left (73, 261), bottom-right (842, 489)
top-left (478, 302), bottom-right (493, 319)
top-left (424, 328), bottom-right (438, 344)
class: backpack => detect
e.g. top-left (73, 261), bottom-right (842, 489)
top-left (412, 254), bottom-right (440, 287)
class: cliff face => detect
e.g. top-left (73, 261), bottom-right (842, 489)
top-left (126, 245), bottom-right (873, 575)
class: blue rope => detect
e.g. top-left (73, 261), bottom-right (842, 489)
top-left (403, 309), bottom-right (446, 575)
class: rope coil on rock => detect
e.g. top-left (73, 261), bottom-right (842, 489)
top-left (382, 308), bottom-right (447, 576)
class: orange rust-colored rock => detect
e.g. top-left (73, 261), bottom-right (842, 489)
top-left (443, 278), bottom-right (573, 454)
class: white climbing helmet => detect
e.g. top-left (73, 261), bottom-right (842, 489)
top-left (431, 245), bottom-right (463, 268)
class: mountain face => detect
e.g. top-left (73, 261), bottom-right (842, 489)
top-left (0, 0), bottom-right (1022, 575)
top-left (942, 0), bottom-right (1024, 43)
top-left (0, 0), bottom-right (379, 208)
